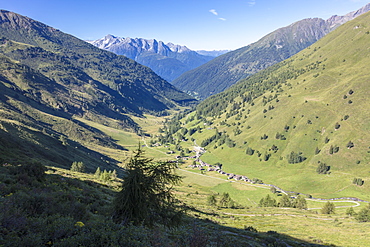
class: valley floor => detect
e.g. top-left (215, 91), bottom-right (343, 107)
top-left (69, 114), bottom-right (370, 246)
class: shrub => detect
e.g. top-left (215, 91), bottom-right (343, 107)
top-left (353, 178), bottom-right (364, 186)
top-left (347, 141), bottom-right (354, 149)
top-left (246, 147), bottom-right (254, 155)
top-left (287, 151), bottom-right (306, 164)
top-left (18, 162), bottom-right (46, 182)
top-left (316, 162), bottom-right (330, 174)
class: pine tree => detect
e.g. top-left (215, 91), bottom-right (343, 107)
top-left (279, 194), bottom-right (292, 207)
top-left (100, 170), bottom-right (110, 182)
top-left (259, 194), bottom-right (277, 207)
top-left (346, 207), bottom-right (356, 216)
top-left (355, 204), bottom-right (370, 222)
top-left (219, 192), bottom-right (231, 208)
top-left (207, 195), bottom-right (217, 206)
top-left (111, 169), bottom-right (117, 180)
top-left (94, 167), bottom-right (101, 179)
top-left (113, 147), bottom-right (183, 227)
top-left (293, 195), bottom-right (307, 209)
top-left (321, 201), bottom-right (335, 214)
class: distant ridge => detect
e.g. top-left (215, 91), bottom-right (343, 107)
top-left (172, 3), bottom-right (370, 100)
top-left (0, 9), bottom-right (195, 168)
top-left (187, 10), bottom-right (370, 200)
top-left (88, 35), bottom-right (225, 82)
top-left (196, 50), bottom-right (230, 57)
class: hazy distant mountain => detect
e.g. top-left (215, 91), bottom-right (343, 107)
top-left (88, 35), bottom-right (218, 82)
top-left (196, 50), bottom-right (230, 57)
top-left (173, 3), bottom-right (370, 100)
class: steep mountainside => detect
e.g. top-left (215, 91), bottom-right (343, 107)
top-left (88, 35), bottom-right (216, 82)
top-left (171, 11), bottom-right (370, 200)
top-left (0, 10), bottom-right (195, 168)
top-left (173, 3), bottom-right (370, 100)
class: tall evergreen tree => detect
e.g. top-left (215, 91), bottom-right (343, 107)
top-left (207, 194), bottom-right (217, 206)
top-left (279, 194), bottom-right (292, 207)
top-left (293, 195), bottom-right (307, 209)
top-left (355, 204), bottom-right (370, 222)
top-left (94, 167), bottom-right (101, 179)
top-left (219, 192), bottom-right (231, 208)
top-left (321, 201), bottom-right (335, 214)
top-left (113, 147), bottom-right (183, 227)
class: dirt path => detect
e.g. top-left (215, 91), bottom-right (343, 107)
top-left (222, 212), bottom-right (346, 220)
top-left (306, 199), bottom-right (360, 210)
top-left (142, 137), bottom-right (367, 209)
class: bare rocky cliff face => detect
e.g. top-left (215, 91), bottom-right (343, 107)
top-left (88, 35), bottom-right (215, 82)
top-left (326, 3), bottom-right (370, 28)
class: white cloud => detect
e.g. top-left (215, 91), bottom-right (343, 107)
top-left (219, 18), bottom-right (226, 21)
top-left (248, 0), bottom-right (256, 7)
top-left (209, 9), bottom-right (218, 16)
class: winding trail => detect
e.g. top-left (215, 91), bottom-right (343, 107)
top-left (142, 137), bottom-right (368, 209)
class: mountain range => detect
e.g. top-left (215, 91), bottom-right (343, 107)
top-left (88, 35), bottom-right (226, 82)
top-left (180, 10), bottom-right (370, 200)
top-left (0, 10), bottom-right (195, 168)
top-left (1, 6), bottom-right (370, 246)
top-left (172, 3), bottom-right (370, 100)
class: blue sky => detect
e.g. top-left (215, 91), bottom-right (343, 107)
top-left (1, 0), bottom-right (369, 50)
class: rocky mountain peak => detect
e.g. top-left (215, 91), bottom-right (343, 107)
top-left (88, 35), bottom-right (217, 81)
top-left (166, 42), bottom-right (191, 53)
top-left (326, 3), bottom-right (370, 29)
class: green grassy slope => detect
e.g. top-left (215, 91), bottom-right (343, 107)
top-left (0, 10), bottom-right (196, 113)
top-left (0, 10), bottom-right (196, 169)
top-left (172, 18), bottom-right (333, 100)
top-left (1, 160), bottom-right (333, 246)
top-left (172, 5), bottom-right (370, 101)
top-left (166, 12), bottom-right (370, 200)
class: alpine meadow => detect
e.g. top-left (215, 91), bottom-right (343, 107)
top-left (0, 3), bottom-right (370, 247)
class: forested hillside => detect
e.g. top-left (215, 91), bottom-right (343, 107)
top-left (162, 11), bottom-right (370, 201)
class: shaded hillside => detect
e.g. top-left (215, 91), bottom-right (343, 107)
top-left (173, 3), bottom-right (370, 100)
top-left (0, 10), bottom-right (195, 169)
top-left (0, 10), bottom-right (196, 114)
top-left (88, 35), bottom-right (215, 82)
top-left (168, 11), bottom-right (370, 200)
top-left (0, 53), bottom-right (124, 170)
top-left (0, 162), bottom-right (328, 246)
